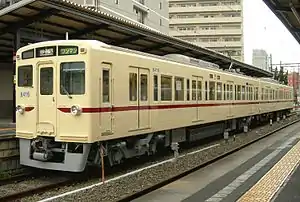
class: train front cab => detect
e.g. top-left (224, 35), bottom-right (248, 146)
top-left (16, 42), bottom-right (92, 172)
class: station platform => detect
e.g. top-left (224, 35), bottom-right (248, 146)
top-left (0, 119), bottom-right (15, 135)
top-left (132, 122), bottom-right (300, 202)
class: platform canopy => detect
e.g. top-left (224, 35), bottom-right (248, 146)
top-left (0, 0), bottom-right (272, 77)
top-left (263, 0), bottom-right (300, 44)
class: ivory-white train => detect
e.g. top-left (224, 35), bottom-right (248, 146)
top-left (15, 40), bottom-right (293, 172)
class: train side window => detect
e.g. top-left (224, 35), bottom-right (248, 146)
top-left (192, 80), bottom-right (196, 100)
top-left (161, 75), bottom-right (172, 101)
top-left (140, 74), bottom-right (148, 101)
top-left (217, 82), bottom-right (222, 100)
top-left (197, 80), bottom-right (202, 100)
top-left (241, 86), bottom-right (245, 100)
top-left (187, 79), bottom-right (190, 101)
top-left (248, 87), bottom-right (250, 100)
top-left (226, 84), bottom-right (230, 100)
top-left (175, 77), bottom-right (184, 101)
top-left (154, 75), bottom-right (158, 101)
top-left (205, 81), bottom-right (208, 100)
top-left (18, 65), bottom-right (33, 87)
top-left (247, 87), bottom-right (250, 100)
top-left (40, 67), bottom-right (53, 95)
top-left (255, 87), bottom-right (258, 100)
top-left (102, 69), bottom-right (110, 103)
top-left (223, 84), bottom-right (226, 100)
top-left (265, 89), bottom-right (268, 100)
top-left (209, 81), bottom-right (215, 100)
top-left (235, 85), bottom-right (237, 100)
top-left (129, 73), bottom-right (137, 101)
top-left (237, 85), bottom-right (241, 100)
top-left (230, 85), bottom-right (233, 100)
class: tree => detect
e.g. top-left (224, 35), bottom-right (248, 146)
top-left (278, 66), bottom-right (284, 84)
top-left (273, 66), bottom-right (278, 81)
top-left (283, 70), bottom-right (288, 85)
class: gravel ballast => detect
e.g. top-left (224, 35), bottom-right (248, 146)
top-left (19, 115), bottom-right (299, 202)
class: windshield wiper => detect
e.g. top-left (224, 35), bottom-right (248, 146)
top-left (60, 85), bottom-right (72, 99)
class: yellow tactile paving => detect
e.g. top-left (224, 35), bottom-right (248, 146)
top-left (237, 140), bottom-right (300, 202)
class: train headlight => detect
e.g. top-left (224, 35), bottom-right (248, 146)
top-left (70, 105), bottom-right (82, 116)
top-left (16, 105), bottom-right (25, 114)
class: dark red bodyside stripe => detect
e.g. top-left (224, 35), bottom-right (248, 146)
top-left (57, 100), bottom-right (293, 114)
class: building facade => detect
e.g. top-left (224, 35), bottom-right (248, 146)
top-left (288, 72), bottom-right (299, 90)
top-left (252, 49), bottom-right (269, 71)
top-left (288, 72), bottom-right (300, 102)
top-left (70, 0), bottom-right (169, 34)
top-left (168, 0), bottom-right (244, 61)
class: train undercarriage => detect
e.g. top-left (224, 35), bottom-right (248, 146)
top-left (19, 109), bottom-right (291, 172)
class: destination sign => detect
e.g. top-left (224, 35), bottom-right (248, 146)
top-left (58, 46), bottom-right (78, 56)
top-left (36, 46), bottom-right (56, 57)
top-left (22, 49), bottom-right (34, 59)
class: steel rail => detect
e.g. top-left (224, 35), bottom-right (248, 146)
top-left (118, 115), bottom-right (300, 202)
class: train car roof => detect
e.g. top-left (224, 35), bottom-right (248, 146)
top-left (17, 40), bottom-right (292, 89)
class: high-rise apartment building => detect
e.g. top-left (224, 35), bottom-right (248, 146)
top-left (70, 0), bottom-right (169, 34)
top-left (252, 49), bottom-right (270, 72)
top-left (168, 0), bottom-right (244, 61)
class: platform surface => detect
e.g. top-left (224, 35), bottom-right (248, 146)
top-left (132, 122), bottom-right (300, 202)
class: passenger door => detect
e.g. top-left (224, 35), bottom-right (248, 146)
top-left (37, 62), bottom-right (56, 137)
top-left (100, 63), bottom-right (113, 135)
top-left (129, 66), bottom-right (150, 131)
top-left (192, 76), bottom-right (202, 122)
top-left (226, 81), bottom-right (234, 118)
top-left (138, 68), bottom-right (150, 129)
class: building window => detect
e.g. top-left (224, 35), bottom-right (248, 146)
top-left (159, 2), bottom-right (162, 9)
top-left (134, 7), bottom-right (146, 24)
top-left (115, 0), bottom-right (119, 4)
top-left (138, 0), bottom-right (144, 5)
top-left (160, 19), bottom-right (162, 26)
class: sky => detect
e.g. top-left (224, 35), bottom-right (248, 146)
top-left (243, 0), bottom-right (300, 69)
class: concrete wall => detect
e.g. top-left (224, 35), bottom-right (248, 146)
top-left (70, 0), bottom-right (169, 34)
top-left (0, 63), bottom-right (13, 119)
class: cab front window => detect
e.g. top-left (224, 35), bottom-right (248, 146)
top-left (18, 65), bottom-right (33, 87)
top-left (60, 62), bottom-right (85, 95)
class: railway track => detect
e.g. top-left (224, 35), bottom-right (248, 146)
top-left (119, 115), bottom-right (300, 202)
top-left (1, 114), bottom-right (299, 202)
top-left (0, 177), bottom-right (73, 202)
